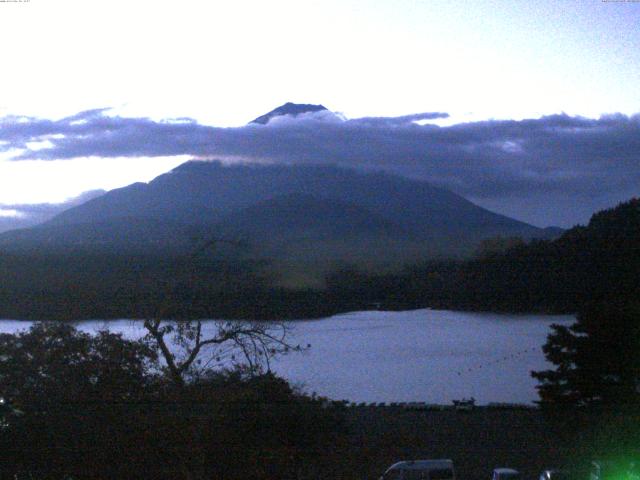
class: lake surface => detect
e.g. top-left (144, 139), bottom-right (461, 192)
top-left (0, 309), bottom-right (573, 405)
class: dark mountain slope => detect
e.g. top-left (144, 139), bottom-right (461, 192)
top-left (0, 217), bottom-right (210, 254)
top-left (0, 160), bottom-right (559, 274)
top-left (217, 193), bottom-right (401, 240)
top-left (0, 161), bottom-right (559, 285)
top-left (42, 160), bottom-right (550, 242)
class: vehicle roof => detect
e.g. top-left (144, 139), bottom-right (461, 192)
top-left (387, 460), bottom-right (454, 471)
top-left (494, 468), bottom-right (520, 474)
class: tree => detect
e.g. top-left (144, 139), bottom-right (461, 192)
top-left (0, 322), bottom-right (158, 407)
top-left (141, 237), bottom-right (304, 387)
top-left (532, 300), bottom-right (640, 408)
top-left (142, 318), bottom-right (300, 386)
top-left (0, 323), bottom-right (161, 479)
top-left (0, 323), bottom-right (340, 479)
top-left (474, 235), bottom-right (525, 259)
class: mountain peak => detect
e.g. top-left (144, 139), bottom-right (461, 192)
top-left (250, 102), bottom-right (328, 125)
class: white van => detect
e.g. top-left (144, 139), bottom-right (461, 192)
top-left (493, 468), bottom-right (521, 480)
top-left (380, 459), bottom-right (456, 480)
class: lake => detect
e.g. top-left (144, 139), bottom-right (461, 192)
top-left (0, 309), bottom-right (573, 405)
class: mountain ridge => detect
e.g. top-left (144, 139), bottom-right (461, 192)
top-left (0, 160), bottom-right (560, 279)
top-left (249, 102), bottom-right (329, 124)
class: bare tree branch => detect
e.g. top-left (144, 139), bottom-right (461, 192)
top-left (141, 237), bottom-right (306, 386)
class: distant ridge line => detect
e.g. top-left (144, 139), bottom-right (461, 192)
top-left (250, 102), bottom-right (328, 124)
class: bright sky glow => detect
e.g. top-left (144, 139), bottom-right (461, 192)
top-left (0, 0), bottom-right (639, 219)
top-left (0, 209), bottom-right (22, 218)
top-left (1, 0), bottom-right (638, 125)
top-left (0, 157), bottom-right (187, 205)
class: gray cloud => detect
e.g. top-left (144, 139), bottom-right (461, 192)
top-left (0, 190), bottom-right (105, 233)
top-left (2, 108), bottom-right (639, 227)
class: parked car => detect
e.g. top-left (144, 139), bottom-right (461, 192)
top-left (380, 459), bottom-right (456, 480)
top-left (492, 468), bottom-right (521, 480)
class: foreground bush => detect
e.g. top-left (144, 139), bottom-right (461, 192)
top-left (0, 323), bottom-right (345, 480)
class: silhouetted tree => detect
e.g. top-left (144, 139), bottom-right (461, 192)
top-left (139, 237), bottom-right (305, 386)
top-left (142, 318), bottom-right (299, 386)
top-left (0, 322), bottom-right (157, 407)
top-left (532, 300), bottom-right (640, 408)
top-left (0, 323), bottom-right (162, 479)
top-left (0, 323), bottom-right (341, 480)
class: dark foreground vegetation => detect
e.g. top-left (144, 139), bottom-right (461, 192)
top-left (0, 200), bottom-right (638, 479)
top-left (337, 405), bottom-right (640, 480)
top-left (0, 198), bottom-right (638, 320)
top-left (0, 323), bottom-right (344, 479)
top-left (2, 323), bottom-right (640, 480)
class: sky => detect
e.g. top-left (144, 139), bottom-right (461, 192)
top-left (0, 0), bottom-right (639, 228)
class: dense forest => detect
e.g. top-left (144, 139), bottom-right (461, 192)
top-left (325, 198), bottom-right (640, 314)
top-left (0, 251), bottom-right (334, 320)
top-left (0, 198), bottom-right (637, 320)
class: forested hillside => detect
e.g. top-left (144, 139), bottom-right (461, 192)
top-left (0, 199), bottom-right (635, 320)
top-left (325, 198), bottom-right (640, 314)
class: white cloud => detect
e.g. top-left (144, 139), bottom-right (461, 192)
top-left (2, 107), bottom-right (638, 226)
top-left (0, 209), bottom-right (22, 218)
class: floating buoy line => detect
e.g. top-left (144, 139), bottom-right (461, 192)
top-left (455, 347), bottom-right (540, 376)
